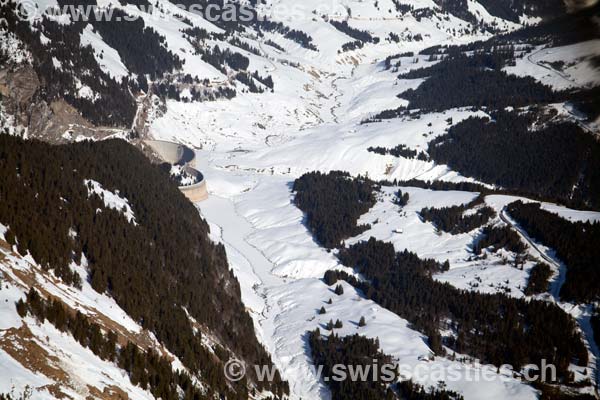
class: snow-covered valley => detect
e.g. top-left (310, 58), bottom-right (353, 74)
top-left (188, 126), bottom-right (600, 399)
top-left (168, 26), bottom-right (600, 397)
top-left (1, 0), bottom-right (600, 398)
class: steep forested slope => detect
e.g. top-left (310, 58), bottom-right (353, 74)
top-left (3, 11), bottom-right (137, 126)
top-left (507, 201), bottom-right (600, 303)
top-left (17, 288), bottom-right (204, 400)
top-left (0, 135), bottom-right (287, 398)
top-left (427, 112), bottom-right (600, 210)
top-left (325, 238), bottom-right (587, 381)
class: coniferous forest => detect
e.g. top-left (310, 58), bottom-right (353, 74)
top-left (91, 8), bottom-right (183, 78)
top-left (592, 313), bottom-right (600, 354)
top-left (3, 9), bottom-right (137, 126)
top-left (367, 144), bottom-right (423, 160)
top-left (324, 238), bottom-right (587, 382)
top-left (308, 330), bottom-right (464, 400)
top-left (330, 20), bottom-right (378, 44)
top-left (427, 112), bottom-right (600, 210)
top-left (308, 330), bottom-right (399, 400)
top-left (525, 263), bottom-right (553, 296)
top-left (373, 50), bottom-right (563, 119)
top-left (0, 135), bottom-right (288, 399)
top-left (473, 225), bottom-right (527, 255)
top-left (420, 196), bottom-right (496, 234)
top-left (397, 57), bottom-right (558, 112)
top-left (293, 171), bottom-right (377, 248)
top-left (507, 201), bottom-right (600, 303)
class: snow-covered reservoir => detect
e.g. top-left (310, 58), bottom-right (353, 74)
top-left (144, 11), bottom-right (600, 393)
top-left (2, 0), bottom-right (598, 395)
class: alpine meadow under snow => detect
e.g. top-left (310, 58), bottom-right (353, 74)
top-left (0, 0), bottom-right (600, 399)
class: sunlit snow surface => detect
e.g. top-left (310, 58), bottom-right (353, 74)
top-left (197, 165), bottom-right (556, 400)
top-left (191, 128), bottom-right (600, 399)
top-left (2, 0), bottom-right (599, 395)
top-left (150, 10), bottom-right (600, 395)
top-left (84, 179), bottom-right (137, 225)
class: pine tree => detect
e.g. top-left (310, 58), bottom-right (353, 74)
top-left (15, 299), bottom-right (27, 318)
top-left (319, 306), bottom-right (326, 315)
top-left (428, 330), bottom-right (443, 355)
top-left (358, 316), bottom-right (366, 327)
top-left (326, 320), bottom-right (334, 330)
top-left (443, 260), bottom-right (450, 271)
top-left (4, 228), bottom-right (15, 246)
top-left (334, 284), bottom-right (344, 296)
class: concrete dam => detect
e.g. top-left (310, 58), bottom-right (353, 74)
top-left (144, 140), bottom-right (208, 202)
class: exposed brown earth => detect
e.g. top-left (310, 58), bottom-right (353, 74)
top-left (0, 66), bottom-right (128, 143)
top-left (0, 325), bottom-right (70, 397)
top-left (86, 384), bottom-right (130, 400)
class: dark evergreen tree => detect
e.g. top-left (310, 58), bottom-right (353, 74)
top-left (293, 171), bottom-right (377, 248)
top-left (323, 237), bottom-right (587, 381)
top-left (508, 201), bottom-right (600, 302)
top-left (0, 136), bottom-right (288, 398)
top-left (525, 263), bottom-right (552, 296)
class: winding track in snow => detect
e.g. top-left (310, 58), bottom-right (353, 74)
top-left (525, 47), bottom-right (596, 134)
top-left (329, 64), bottom-right (358, 124)
top-left (329, 74), bottom-right (347, 124)
top-left (500, 207), bottom-right (600, 390)
top-left (499, 207), bottom-right (565, 298)
top-left (526, 47), bottom-right (576, 85)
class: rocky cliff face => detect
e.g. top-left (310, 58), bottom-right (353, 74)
top-left (0, 65), bottom-right (128, 142)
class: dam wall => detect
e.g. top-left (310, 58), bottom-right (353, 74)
top-left (144, 140), bottom-right (191, 165)
top-left (143, 140), bottom-right (208, 202)
top-left (179, 167), bottom-right (208, 202)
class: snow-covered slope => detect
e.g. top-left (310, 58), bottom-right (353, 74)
top-left (192, 145), bottom-right (600, 399)
top-left (0, 230), bottom-right (159, 398)
top-left (1, 0), bottom-right (599, 399)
